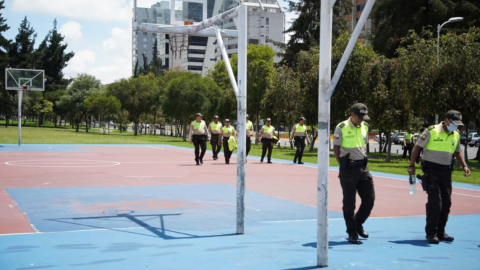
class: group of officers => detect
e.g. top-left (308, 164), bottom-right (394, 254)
top-left (189, 102), bottom-right (471, 245)
top-left (333, 103), bottom-right (470, 244)
top-left (188, 113), bottom-right (311, 165)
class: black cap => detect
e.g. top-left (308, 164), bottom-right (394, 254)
top-left (445, 110), bottom-right (463, 125)
top-left (213, 115), bottom-right (219, 119)
top-left (265, 118), bottom-right (271, 122)
top-left (195, 113), bottom-right (203, 117)
top-left (351, 103), bottom-right (370, 121)
top-left (299, 117), bottom-right (306, 121)
top-left (224, 119), bottom-right (230, 122)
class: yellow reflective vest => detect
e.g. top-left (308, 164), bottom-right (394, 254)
top-left (425, 124), bottom-right (460, 154)
top-left (338, 120), bottom-right (368, 148)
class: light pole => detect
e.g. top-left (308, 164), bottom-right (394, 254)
top-left (437, 17), bottom-right (463, 63)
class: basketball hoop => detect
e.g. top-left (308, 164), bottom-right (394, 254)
top-left (21, 85), bottom-right (31, 91)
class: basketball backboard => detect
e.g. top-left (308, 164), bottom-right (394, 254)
top-left (5, 68), bottom-right (45, 91)
top-left (170, 0), bottom-right (207, 26)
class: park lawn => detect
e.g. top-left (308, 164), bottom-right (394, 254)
top-left (0, 125), bottom-right (478, 185)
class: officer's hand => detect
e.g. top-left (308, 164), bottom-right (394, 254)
top-left (464, 166), bottom-right (471, 177)
top-left (289, 139), bottom-right (292, 143)
top-left (189, 139), bottom-right (192, 144)
top-left (407, 166), bottom-right (415, 176)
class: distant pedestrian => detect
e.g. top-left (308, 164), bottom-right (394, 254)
top-left (402, 129), bottom-right (414, 160)
top-left (219, 119), bottom-right (236, 164)
top-left (245, 114), bottom-right (254, 161)
top-left (259, 118), bottom-right (276, 163)
top-left (289, 116), bottom-right (311, 164)
top-left (208, 116), bottom-right (222, 160)
top-left (189, 113), bottom-right (208, 165)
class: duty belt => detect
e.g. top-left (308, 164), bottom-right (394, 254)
top-left (423, 161), bottom-right (451, 171)
top-left (348, 159), bottom-right (365, 168)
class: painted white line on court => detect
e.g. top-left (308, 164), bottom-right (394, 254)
top-left (124, 176), bottom-right (185, 178)
top-left (5, 159), bottom-right (120, 168)
top-left (147, 146), bottom-right (164, 150)
top-left (196, 201), bottom-right (261, 211)
top-left (379, 185), bottom-right (480, 199)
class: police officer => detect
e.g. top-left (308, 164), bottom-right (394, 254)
top-left (246, 114), bottom-right (254, 161)
top-left (219, 119), bottom-right (236, 164)
top-left (402, 129), bottom-right (414, 160)
top-left (333, 103), bottom-right (375, 244)
top-left (208, 116), bottom-right (222, 160)
top-left (189, 113), bottom-right (208, 165)
top-left (289, 117), bottom-right (311, 164)
top-left (259, 118), bottom-right (276, 163)
top-left (408, 110), bottom-right (470, 244)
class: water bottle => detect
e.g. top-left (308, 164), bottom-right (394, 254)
top-left (409, 175), bottom-right (416, 195)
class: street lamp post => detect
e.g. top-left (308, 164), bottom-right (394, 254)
top-left (437, 17), bottom-right (464, 63)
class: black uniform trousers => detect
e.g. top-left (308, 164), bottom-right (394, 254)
top-left (294, 136), bottom-right (306, 162)
top-left (192, 135), bottom-right (207, 162)
top-left (261, 138), bottom-right (273, 161)
top-left (423, 163), bottom-right (453, 237)
top-left (402, 143), bottom-right (413, 159)
top-left (246, 136), bottom-right (251, 157)
top-left (210, 134), bottom-right (221, 158)
top-left (339, 165), bottom-right (375, 235)
top-left (222, 137), bottom-right (233, 163)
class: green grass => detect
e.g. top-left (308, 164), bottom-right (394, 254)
top-left (1, 123), bottom-right (478, 185)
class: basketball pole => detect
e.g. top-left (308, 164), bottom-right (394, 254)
top-left (17, 89), bottom-right (23, 146)
top-left (317, 0), bottom-right (332, 266)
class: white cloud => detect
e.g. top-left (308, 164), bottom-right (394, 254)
top-left (59, 21), bottom-right (83, 45)
top-left (64, 49), bottom-right (96, 76)
top-left (63, 27), bottom-right (132, 84)
top-left (11, 0), bottom-right (165, 22)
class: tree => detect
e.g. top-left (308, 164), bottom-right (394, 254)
top-left (85, 92), bottom-right (121, 134)
top-left (35, 19), bottom-right (74, 93)
top-left (331, 32), bottom-right (378, 127)
top-left (263, 65), bottom-right (302, 148)
top-left (161, 72), bottom-right (222, 141)
top-left (0, 0), bottom-right (12, 127)
top-left (371, 0), bottom-right (480, 57)
top-left (362, 56), bottom-right (413, 162)
top-left (32, 98), bottom-right (53, 126)
top-left (206, 60), bottom-right (237, 120)
top-left (283, 0), bottom-right (353, 64)
top-left (107, 74), bottom-right (156, 135)
top-left (150, 39), bottom-right (163, 77)
top-left (57, 74), bottom-right (101, 132)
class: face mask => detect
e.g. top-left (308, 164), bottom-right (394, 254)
top-left (447, 121), bottom-right (458, 132)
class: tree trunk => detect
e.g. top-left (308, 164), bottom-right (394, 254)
top-left (85, 114), bottom-right (89, 133)
top-left (385, 132), bottom-right (392, 162)
top-left (289, 123), bottom-right (294, 149)
top-left (309, 124), bottom-right (316, 152)
top-left (54, 114), bottom-right (57, 127)
top-left (153, 112), bottom-right (157, 135)
top-left (182, 117), bottom-right (187, 141)
top-left (464, 122), bottom-right (468, 161)
top-left (75, 120), bottom-right (79, 132)
top-left (255, 102), bottom-right (259, 145)
top-left (23, 117), bottom-right (27, 126)
top-left (134, 120), bottom-right (138, 135)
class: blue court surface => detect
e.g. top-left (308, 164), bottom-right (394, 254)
top-left (1, 184), bottom-right (479, 270)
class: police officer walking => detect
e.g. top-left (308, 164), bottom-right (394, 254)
top-left (408, 110), bottom-right (470, 244)
top-left (259, 118), bottom-right (276, 163)
top-left (245, 114), bottom-right (254, 161)
top-left (289, 117), bottom-right (311, 164)
top-left (333, 103), bottom-right (375, 244)
top-left (402, 129), bottom-right (414, 160)
top-left (208, 116), bottom-right (222, 160)
top-left (189, 113), bottom-right (208, 165)
top-left (219, 119), bottom-right (236, 164)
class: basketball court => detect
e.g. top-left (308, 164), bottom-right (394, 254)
top-left (0, 144), bottom-right (479, 269)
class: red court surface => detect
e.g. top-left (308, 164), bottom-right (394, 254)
top-left (1, 145), bottom-right (479, 235)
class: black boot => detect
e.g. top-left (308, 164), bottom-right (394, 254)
top-left (426, 234), bottom-right (439, 244)
top-left (348, 234), bottom-right (362, 244)
top-left (298, 160), bottom-right (304, 164)
top-left (293, 155), bottom-right (297, 164)
top-left (438, 233), bottom-right (454, 242)
top-left (195, 158), bottom-right (199, 166)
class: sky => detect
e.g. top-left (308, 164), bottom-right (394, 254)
top-left (3, 0), bottom-right (297, 84)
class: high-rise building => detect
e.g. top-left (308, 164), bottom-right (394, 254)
top-left (344, 0), bottom-right (372, 43)
top-left (132, 1), bottom-right (285, 76)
